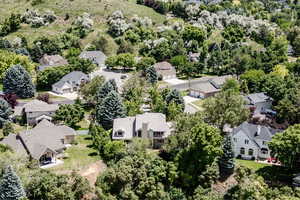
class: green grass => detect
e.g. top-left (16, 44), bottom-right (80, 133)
top-left (2, 0), bottom-right (165, 43)
top-left (51, 135), bottom-right (99, 173)
top-left (191, 99), bottom-right (204, 111)
top-left (236, 159), bottom-right (270, 172)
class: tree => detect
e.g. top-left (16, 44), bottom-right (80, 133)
top-left (54, 104), bottom-right (84, 128)
top-left (37, 93), bottom-right (50, 104)
top-left (96, 80), bottom-right (117, 103)
top-left (271, 64), bottom-right (289, 78)
top-left (0, 165), bottom-right (26, 200)
top-left (218, 135), bottom-right (235, 176)
top-left (0, 13), bottom-right (21, 37)
top-left (3, 122), bottom-right (14, 137)
top-left (0, 99), bottom-right (13, 128)
top-left (80, 76), bottom-right (105, 105)
top-left (0, 93), bottom-right (18, 109)
top-left (165, 89), bottom-right (185, 111)
top-left (145, 66), bottom-right (158, 84)
top-left (182, 25), bottom-right (206, 46)
top-left (3, 64), bottom-right (35, 99)
top-left (105, 53), bottom-right (135, 70)
top-left (269, 124), bottom-right (300, 169)
top-left (69, 57), bottom-right (97, 74)
top-left (96, 91), bottom-right (126, 129)
top-left (240, 70), bottom-right (265, 93)
top-left (222, 79), bottom-right (240, 94)
top-left (222, 24), bottom-right (245, 43)
top-left (202, 90), bottom-right (250, 129)
top-left (136, 57), bottom-right (156, 72)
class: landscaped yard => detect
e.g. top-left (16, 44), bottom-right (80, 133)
top-left (191, 99), bottom-right (204, 111)
top-left (236, 159), bottom-right (270, 172)
top-left (50, 135), bottom-right (100, 173)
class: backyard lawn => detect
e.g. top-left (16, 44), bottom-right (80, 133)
top-left (236, 159), bottom-right (270, 172)
top-left (51, 135), bottom-right (100, 173)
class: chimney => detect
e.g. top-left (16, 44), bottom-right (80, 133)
top-left (141, 122), bottom-right (149, 138)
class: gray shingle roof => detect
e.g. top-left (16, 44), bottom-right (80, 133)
top-left (113, 117), bottom-right (135, 140)
top-left (38, 54), bottom-right (68, 71)
top-left (209, 75), bottom-right (232, 89)
top-left (23, 100), bottom-right (59, 113)
top-left (190, 81), bottom-right (220, 93)
top-left (79, 51), bottom-right (107, 66)
top-left (245, 93), bottom-right (272, 105)
top-left (154, 62), bottom-right (177, 76)
top-left (53, 71), bottom-right (89, 88)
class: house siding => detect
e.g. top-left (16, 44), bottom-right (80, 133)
top-left (232, 130), bottom-right (258, 159)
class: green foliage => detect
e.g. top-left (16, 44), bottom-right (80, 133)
top-left (0, 50), bottom-right (35, 81)
top-left (0, 165), bottom-right (26, 200)
top-left (105, 53), bottom-right (136, 70)
top-left (30, 36), bottom-right (61, 62)
top-left (26, 170), bottom-right (91, 200)
top-left (145, 66), bottom-right (158, 84)
top-left (221, 78), bottom-right (240, 94)
top-left (3, 64), bottom-right (35, 99)
top-left (96, 80), bottom-right (117, 103)
top-left (182, 25), bottom-right (207, 45)
top-left (222, 24), bottom-right (245, 43)
top-left (136, 57), bottom-right (156, 72)
top-left (0, 99), bottom-right (13, 128)
top-left (96, 91), bottom-right (126, 130)
top-left (240, 70), bottom-right (266, 93)
top-left (80, 76), bottom-right (105, 105)
top-left (0, 13), bottom-right (21, 37)
top-left (68, 57), bottom-right (97, 74)
top-left (218, 135), bottom-right (235, 176)
top-left (269, 124), bottom-right (300, 169)
top-left (2, 122), bottom-right (14, 136)
top-left (92, 35), bottom-right (117, 56)
top-left (202, 90), bottom-right (250, 128)
top-left (54, 104), bottom-right (85, 128)
top-left (165, 89), bottom-right (185, 111)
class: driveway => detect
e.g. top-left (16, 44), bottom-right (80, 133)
top-left (48, 91), bottom-right (78, 100)
top-left (90, 68), bottom-right (130, 89)
top-left (164, 78), bottom-right (187, 85)
top-left (183, 96), bottom-right (201, 114)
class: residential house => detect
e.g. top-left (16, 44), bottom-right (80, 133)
top-left (189, 75), bottom-right (232, 98)
top-left (112, 113), bottom-right (172, 149)
top-left (231, 122), bottom-right (281, 160)
top-left (154, 61), bottom-right (177, 80)
top-left (79, 51), bottom-right (107, 67)
top-left (38, 54), bottom-right (68, 71)
top-left (21, 99), bottom-right (59, 126)
top-left (52, 71), bottom-right (89, 94)
top-left (1, 119), bottom-right (76, 165)
top-left (244, 93), bottom-right (273, 114)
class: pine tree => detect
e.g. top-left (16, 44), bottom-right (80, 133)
top-left (108, 79), bottom-right (118, 92)
top-left (96, 91), bottom-right (126, 130)
top-left (165, 89), bottom-right (185, 111)
top-left (96, 80), bottom-right (117, 103)
top-left (0, 165), bottom-right (26, 200)
top-left (218, 135), bottom-right (235, 176)
top-left (3, 64), bottom-right (35, 98)
top-left (145, 66), bottom-right (158, 84)
top-left (0, 99), bottom-right (13, 128)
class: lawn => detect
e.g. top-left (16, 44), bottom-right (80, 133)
top-left (236, 159), bottom-right (270, 172)
top-left (191, 99), bottom-right (204, 111)
top-left (50, 135), bottom-right (100, 173)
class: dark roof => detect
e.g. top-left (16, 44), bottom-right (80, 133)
top-left (53, 71), bottom-right (89, 88)
top-left (79, 51), bottom-right (107, 66)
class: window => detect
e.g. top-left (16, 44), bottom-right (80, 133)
top-left (248, 149), bottom-right (254, 156)
top-left (233, 138), bottom-right (237, 142)
top-left (245, 139), bottom-right (249, 144)
top-left (261, 148), bottom-right (268, 154)
top-left (115, 131), bottom-right (123, 137)
top-left (262, 141), bottom-right (267, 145)
top-left (240, 147), bottom-right (245, 155)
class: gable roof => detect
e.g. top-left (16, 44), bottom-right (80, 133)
top-left (154, 62), bottom-right (176, 76)
top-left (209, 75), bottom-right (232, 89)
top-left (79, 51), bottom-right (107, 66)
top-left (113, 117), bottom-right (135, 140)
top-left (23, 100), bottom-right (59, 113)
top-left (190, 81), bottom-right (220, 94)
top-left (53, 71), bottom-right (89, 88)
top-left (1, 120), bottom-right (76, 160)
top-left (38, 54), bottom-right (68, 71)
top-left (245, 93), bottom-right (272, 105)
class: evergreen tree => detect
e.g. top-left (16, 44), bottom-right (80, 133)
top-left (3, 64), bottom-right (35, 98)
top-left (0, 99), bottom-right (13, 128)
top-left (96, 91), bottom-right (126, 129)
top-left (108, 79), bottom-right (118, 92)
top-left (145, 66), bottom-right (158, 84)
top-left (218, 135), bottom-right (235, 176)
top-left (96, 80), bottom-right (117, 103)
top-left (2, 122), bottom-right (14, 136)
top-left (0, 165), bottom-right (26, 200)
top-left (165, 89), bottom-right (185, 111)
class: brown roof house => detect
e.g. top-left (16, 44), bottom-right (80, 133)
top-left (112, 113), bottom-right (172, 149)
top-left (17, 100), bottom-right (59, 126)
top-left (154, 61), bottom-right (177, 80)
top-left (38, 54), bottom-right (68, 71)
top-left (189, 75), bottom-right (232, 98)
top-left (1, 119), bottom-right (76, 166)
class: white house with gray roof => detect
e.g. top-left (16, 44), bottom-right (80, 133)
top-left (21, 99), bottom-right (59, 125)
top-left (112, 113), bottom-right (172, 149)
top-left (79, 51), bottom-right (107, 67)
top-left (52, 71), bottom-right (89, 94)
top-left (1, 120), bottom-right (76, 165)
top-left (231, 122), bottom-right (281, 160)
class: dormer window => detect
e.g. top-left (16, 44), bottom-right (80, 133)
top-left (115, 130), bottom-right (124, 137)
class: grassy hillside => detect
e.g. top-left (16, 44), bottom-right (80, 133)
top-left (1, 0), bottom-right (165, 42)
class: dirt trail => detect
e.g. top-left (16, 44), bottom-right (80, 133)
top-left (80, 160), bottom-right (107, 187)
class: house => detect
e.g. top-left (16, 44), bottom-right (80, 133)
top-left (112, 113), bottom-right (172, 149)
top-left (21, 99), bottom-right (59, 126)
top-left (231, 122), bottom-right (281, 160)
top-left (189, 75), bottom-right (232, 98)
top-left (244, 93), bottom-right (273, 114)
top-left (154, 62), bottom-right (177, 80)
top-left (52, 71), bottom-right (89, 94)
top-left (38, 54), bottom-right (68, 71)
top-left (1, 119), bottom-right (76, 165)
top-left (79, 51), bottom-right (107, 67)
